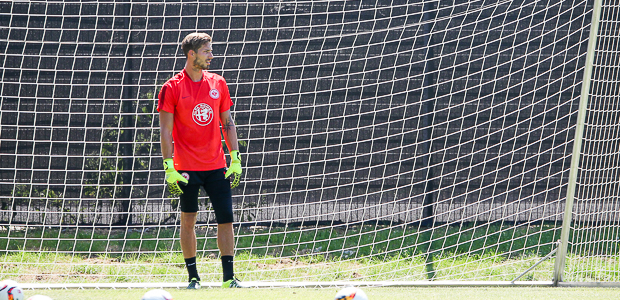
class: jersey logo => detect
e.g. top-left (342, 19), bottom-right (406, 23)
top-left (192, 103), bottom-right (214, 126)
top-left (209, 89), bottom-right (220, 99)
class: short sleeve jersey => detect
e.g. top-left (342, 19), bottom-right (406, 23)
top-left (157, 69), bottom-right (233, 171)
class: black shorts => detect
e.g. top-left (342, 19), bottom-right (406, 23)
top-left (177, 168), bottom-right (234, 224)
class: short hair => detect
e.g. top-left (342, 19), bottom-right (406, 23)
top-left (181, 33), bottom-right (212, 57)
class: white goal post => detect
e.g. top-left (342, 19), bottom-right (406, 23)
top-left (0, 0), bottom-right (618, 287)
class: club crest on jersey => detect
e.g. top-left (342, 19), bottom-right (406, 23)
top-left (209, 88), bottom-right (220, 99)
top-left (181, 172), bottom-right (190, 181)
top-left (192, 103), bottom-right (214, 126)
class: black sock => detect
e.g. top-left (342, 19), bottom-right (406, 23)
top-left (185, 257), bottom-right (200, 282)
top-left (221, 255), bottom-right (234, 282)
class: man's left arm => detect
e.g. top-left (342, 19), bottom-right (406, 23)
top-left (220, 109), bottom-right (239, 153)
top-left (221, 110), bottom-right (242, 188)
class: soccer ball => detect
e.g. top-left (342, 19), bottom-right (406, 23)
top-left (0, 280), bottom-right (24, 300)
top-left (141, 289), bottom-right (173, 300)
top-left (26, 296), bottom-right (53, 300)
top-left (0, 282), bottom-right (17, 288)
top-left (334, 286), bottom-right (368, 300)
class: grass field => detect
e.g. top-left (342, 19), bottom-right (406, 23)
top-left (1, 223), bottom-right (618, 283)
top-left (19, 287), bottom-right (620, 300)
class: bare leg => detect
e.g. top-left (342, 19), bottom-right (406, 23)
top-left (180, 212), bottom-right (197, 259)
top-left (217, 222), bottom-right (234, 256)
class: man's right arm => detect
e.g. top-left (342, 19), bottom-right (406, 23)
top-left (160, 110), bottom-right (174, 159)
top-left (159, 110), bottom-right (188, 194)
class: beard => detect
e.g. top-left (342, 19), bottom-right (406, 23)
top-left (193, 58), bottom-right (209, 70)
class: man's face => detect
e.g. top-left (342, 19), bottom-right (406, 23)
top-left (191, 42), bottom-right (213, 70)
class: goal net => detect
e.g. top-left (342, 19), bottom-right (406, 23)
top-left (562, 0), bottom-right (620, 283)
top-left (0, 0), bottom-right (616, 286)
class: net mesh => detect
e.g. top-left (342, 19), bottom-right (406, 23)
top-left (564, 0), bottom-right (620, 283)
top-left (0, 0), bottom-right (614, 284)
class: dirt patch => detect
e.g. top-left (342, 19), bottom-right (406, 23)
top-left (255, 258), bottom-right (310, 270)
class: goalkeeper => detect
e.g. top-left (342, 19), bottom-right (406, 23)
top-left (157, 32), bottom-right (242, 289)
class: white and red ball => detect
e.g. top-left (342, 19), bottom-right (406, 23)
top-left (0, 282), bottom-right (17, 289)
top-left (0, 280), bottom-right (24, 300)
top-left (334, 286), bottom-right (368, 300)
top-left (141, 289), bottom-right (173, 300)
top-left (26, 296), bottom-right (53, 300)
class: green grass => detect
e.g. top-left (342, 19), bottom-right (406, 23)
top-left (0, 223), bottom-right (618, 283)
top-left (20, 287), bottom-right (620, 300)
top-left (0, 223), bottom-right (565, 257)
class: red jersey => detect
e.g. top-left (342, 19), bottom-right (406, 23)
top-left (157, 69), bottom-right (233, 171)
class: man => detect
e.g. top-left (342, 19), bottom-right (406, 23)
top-left (157, 32), bottom-right (242, 289)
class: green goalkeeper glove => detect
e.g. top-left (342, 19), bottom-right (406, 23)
top-left (163, 158), bottom-right (188, 195)
top-left (225, 150), bottom-right (242, 189)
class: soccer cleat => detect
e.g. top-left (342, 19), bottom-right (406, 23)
top-left (221, 277), bottom-right (242, 288)
top-left (186, 278), bottom-right (201, 290)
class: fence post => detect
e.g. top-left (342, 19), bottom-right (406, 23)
top-left (421, 0), bottom-right (438, 280)
top-left (552, 0), bottom-right (604, 286)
